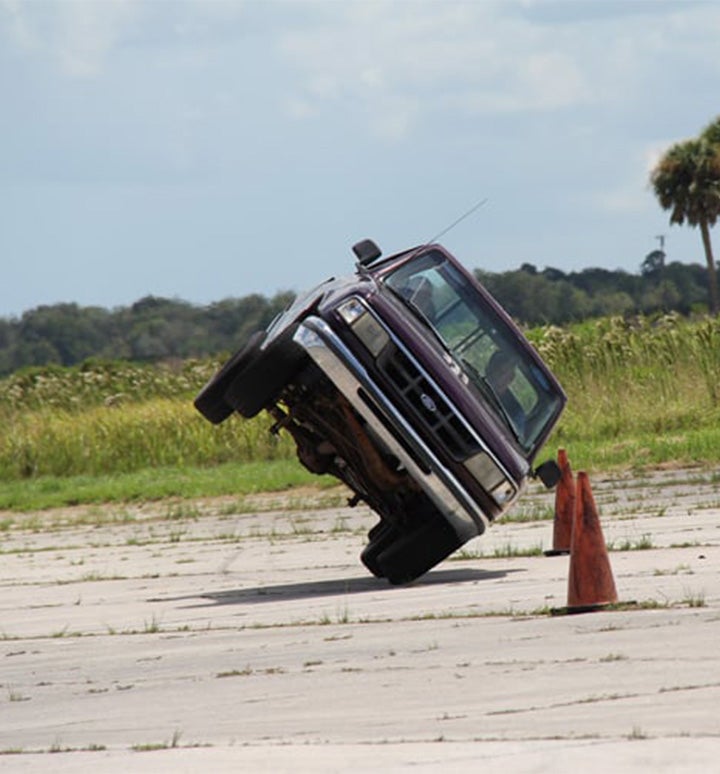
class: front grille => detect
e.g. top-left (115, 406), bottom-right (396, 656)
top-left (378, 345), bottom-right (479, 459)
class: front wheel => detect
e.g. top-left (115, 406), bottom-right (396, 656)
top-left (224, 326), bottom-right (306, 418)
top-left (194, 331), bottom-right (265, 424)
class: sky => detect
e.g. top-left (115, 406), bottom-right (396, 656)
top-left (1, 0), bottom-right (719, 319)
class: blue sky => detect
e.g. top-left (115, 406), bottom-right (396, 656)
top-left (1, 0), bottom-right (719, 318)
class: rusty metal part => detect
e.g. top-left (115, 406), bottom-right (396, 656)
top-left (270, 385), bottom-right (416, 520)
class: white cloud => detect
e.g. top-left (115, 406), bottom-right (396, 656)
top-left (273, 0), bottom-right (720, 144)
top-left (0, 0), bottom-right (38, 51)
top-left (369, 95), bottom-right (421, 142)
top-left (284, 96), bottom-right (316, 120)
top-left (273, 2), bottom-right (610, 137)
top-left (643, 141), bottom-right (673, 180)
top-left (521, 51), bottom-right (588, 109)
top-left (57, 1), bottom-right (139, 77)
top-left (594, 142), bottom-right (677, 216)
top-left (0, 0), bottom-right (140, 77)
top-left (595, 186), bottom-right (651, 216)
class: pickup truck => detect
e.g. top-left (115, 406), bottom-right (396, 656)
top-left (194, 240), bottom-right (566, 584)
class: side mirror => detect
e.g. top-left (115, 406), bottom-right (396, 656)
top-left (353, 239), bottom-right (382, 266)
top-left (533, 459), bottom-right (561, 489)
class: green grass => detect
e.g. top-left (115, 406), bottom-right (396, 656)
top-left (3, 313), bottom-right (720, 510)
top-left (531, 313), bottom-right (720, 471)
top-left (547, 419), bottom-right (720, 473)
top-left (0, 460), bottom-right (334, 512)
top-left (0, 399), bottom-right (295, 479)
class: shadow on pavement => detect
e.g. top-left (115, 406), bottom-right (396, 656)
top-left (176, 567), bottom-right (520, 607)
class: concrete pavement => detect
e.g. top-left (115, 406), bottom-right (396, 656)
top-left (1, 467), bottom-right (719, 771)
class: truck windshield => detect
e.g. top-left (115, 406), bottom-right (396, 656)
top-left (383, 250), bottom-right (563, 453)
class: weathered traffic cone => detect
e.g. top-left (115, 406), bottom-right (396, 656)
top-left (544, 448), bottom-right (574, 556)
top-left (565, 471), bottom-right (618, 613)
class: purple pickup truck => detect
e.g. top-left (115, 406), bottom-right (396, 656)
top-left (195, 240), bottom-right (566, 584)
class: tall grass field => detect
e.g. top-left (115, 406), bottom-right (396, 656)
top-left (2, 313), bottom-right (720, 509)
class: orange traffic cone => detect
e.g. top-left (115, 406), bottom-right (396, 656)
top-left (544, 448), bottom-right (574, 556)
top-left (565, 471), bottom-right (618, 613)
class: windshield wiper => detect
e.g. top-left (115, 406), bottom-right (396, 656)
top-left (386, 286), bottom-right (450, 353)
top-left (460, 357), bottom-right (522, 443)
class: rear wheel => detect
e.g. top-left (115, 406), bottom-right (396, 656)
top-left (360, 521), bottom-right (400, 578)
top-left (375, 518), bottom-right (464, 585)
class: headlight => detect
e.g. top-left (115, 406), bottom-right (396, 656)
top-left (337, 298), bottom-right (390, 357)
top-left (465, 451), bottom-right (515, 505)
top-left (337, 297), bottom-right (366, 325)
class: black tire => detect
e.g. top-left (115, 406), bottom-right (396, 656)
top-left (224, 326), bottom-right (306, 418)
top-left (360, 521), bottom-right (400, 578)
top-left (367, 518), bottom-right (388, 542)
top-left (376, 518), bottom-right (464, 585)
top-left (194, 331), bottom-right (265, 424)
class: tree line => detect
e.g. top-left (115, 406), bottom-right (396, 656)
top-left (476, 257), bottom-right (710, 326)
top-left (0, 258), bottom-right (712, 377)
top-left (0, 292), bottom-right (293, 377)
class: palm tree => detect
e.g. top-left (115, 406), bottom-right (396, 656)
top-left (702, 115), bottom-right (720, 146)
top-left (650, 119), bottom-right (720, 315)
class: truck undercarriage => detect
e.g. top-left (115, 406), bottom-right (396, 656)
top-left (268, 367), bottom-right (464, 583)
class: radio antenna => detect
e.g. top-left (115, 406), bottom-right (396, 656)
top-left (354, 196), bottom-right (489, 271)
top-left (425, 197), bottom-right (488, 245)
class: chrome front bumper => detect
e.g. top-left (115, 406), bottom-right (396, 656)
top-left (293, 316), bottom-right (490, 541)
